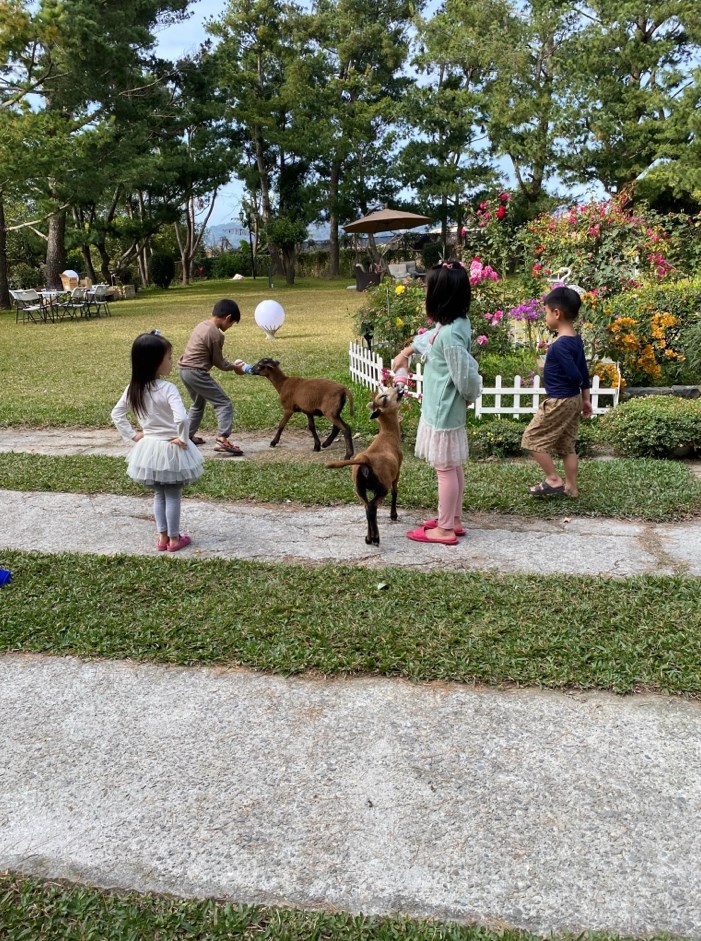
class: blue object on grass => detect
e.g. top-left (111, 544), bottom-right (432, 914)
top-left (0, 568), bottom-right (11, 587)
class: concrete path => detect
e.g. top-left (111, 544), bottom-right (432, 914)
top-left (2, 488), bottom-right (700, 575)
top-left (2, 654), bottom-right (700, 938)
top-left (3, 426), bottom-right (701, 937)
top-left (0, 426), bottom-right (313, 460)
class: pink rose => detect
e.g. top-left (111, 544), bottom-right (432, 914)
top-left (476, 335), bottom-right (489, 346)
top-left (496, 206), bottom-right (506, 220)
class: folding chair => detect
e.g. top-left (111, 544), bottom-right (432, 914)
top-left (88, 284), bottom-right (112, 317)
top-left (11, 289), bottom-right (50, 324)
top-left (56, 286), bottom-right (90, 320)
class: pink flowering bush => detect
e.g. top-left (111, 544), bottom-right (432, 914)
top-left (461, 192), bottom-right (514, 278)
top-left (356, 258), bottom-right (518, 353)
top-left (521, 196), bottom-right (680, 297)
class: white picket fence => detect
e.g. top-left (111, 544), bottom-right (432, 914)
top-left (349, 341), bottom-right (619, 417)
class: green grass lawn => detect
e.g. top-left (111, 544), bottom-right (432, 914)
top-left (2, 872), bottom-right (651, 941)
top-left (1, 451), bottom-right (698, 520)
top-left (2, 550), bottom-right (700, 695)
top-left (0, 278), bottom-right (366, 429)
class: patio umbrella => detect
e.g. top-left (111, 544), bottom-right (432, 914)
top-left (343, 207), bottom-right (431, 234)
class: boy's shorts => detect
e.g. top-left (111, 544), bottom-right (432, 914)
top-left (521, 395), bottom-right (582, 456)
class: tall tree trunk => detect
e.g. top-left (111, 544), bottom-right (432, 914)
top-left (97, 242), bottom-right (111, 282)
top-left (45, 210), bottom-right (67, 289)
top-left (137, 241), bottom-right (150, 286)
top-left (328, 160), bottom-right (341, 277)
top-left (282, 245), bottom-right (296, 285)
top-left (73, 207), bottom-right (98, 282)
top-left (0, 201), bottom-right (10, 309)
top-left (80, 245), bottom-right (97, 283)
top-left (253, 129), bottom-right (283, 276)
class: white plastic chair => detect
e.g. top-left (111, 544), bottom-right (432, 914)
top-left (56, 286), bottom-right (90, 320)
top-left (88, 284), bottom-right (112, 317)
top-left (11, 289), bottom-right (50, 324)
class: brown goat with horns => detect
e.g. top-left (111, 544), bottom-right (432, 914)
top-left (251, 358), bottom-right (355, 459)
top-left (327, 385), bottom-right (404, 545)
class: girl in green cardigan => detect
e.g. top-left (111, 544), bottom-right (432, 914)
top-left (392, 261), bottom-right (482, 545)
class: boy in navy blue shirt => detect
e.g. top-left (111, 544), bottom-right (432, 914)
top-left (521, 286), bottom-right (592, 497)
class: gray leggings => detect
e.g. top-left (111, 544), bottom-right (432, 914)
top-left (153, 484), bottom-right (183, 537)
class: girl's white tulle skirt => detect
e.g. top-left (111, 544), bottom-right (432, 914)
top-left (415, 417), bottom-right (468, 468)
top-left (127, 437), bottom-right (204, 487)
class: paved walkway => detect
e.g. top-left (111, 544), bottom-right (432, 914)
top-left (0, 426), bottom-right (312, 460)
top-left (2, 487), bottom-right (700, 575)
top-left (3, 427), bottom-right (701, 936)
top-left (2, 426), bottom-right (700, 576)
top-left (2, 654), bottom-right (700, 938)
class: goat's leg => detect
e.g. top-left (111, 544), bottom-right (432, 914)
top-left (390, 476), bottom-right (399, 521)
top-left (320, 424), bottom-right (340, 449)
top-left (326, 415), bottom-right (353, 459)
top-left (365, 500), bottom-right (380, 545)
top-left (306, 414), bottom-right (322, 451)
top-left (270, 409), bottom-right (294, 448)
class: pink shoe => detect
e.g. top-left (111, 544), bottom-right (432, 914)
top-left (167, 533), bottom-right (192, 552)
top-left (423, 519), bottom-right (466, 537)
top-left (406, 526), bottom-right (458, 546)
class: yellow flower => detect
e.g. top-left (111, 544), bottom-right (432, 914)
top-left (395, 317), bottom-right (404, 327)
top-left (395, 285), bottom-right (406, 295)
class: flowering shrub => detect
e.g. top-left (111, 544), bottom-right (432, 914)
top-left (461, 192), bottom-right (514, 278)
top-left (594, 362), bottom-right (626, 389)
top-left (356, 258), bottom-right (517, 354)
top-left (521, 197), bottom-right (678, 297)
top-left (355, 279), bottom-right (429, 352)
top-left (599, 279), bottom-right (701, 385)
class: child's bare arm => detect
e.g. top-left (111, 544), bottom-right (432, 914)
top-left (581, 388), bottom-right (593, 418)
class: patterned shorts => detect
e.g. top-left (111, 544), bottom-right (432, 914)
top-left (521, 395), bottom-right (582, 456)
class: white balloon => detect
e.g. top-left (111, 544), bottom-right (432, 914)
top-left (254, 299), bottom-right (285, 339)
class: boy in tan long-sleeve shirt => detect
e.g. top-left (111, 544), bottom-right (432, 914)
top-left (178, 298), bottom-right (246, 455)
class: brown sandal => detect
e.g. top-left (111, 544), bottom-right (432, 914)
top-left (190, 435), bottom-right (206, 446)
top-left (214, 439), bottom-right (244, 456)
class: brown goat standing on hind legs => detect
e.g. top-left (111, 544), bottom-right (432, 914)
top-left (326, 385), bottom-right (405, 545)
top-left (251, 358), bottom-right (355, 459)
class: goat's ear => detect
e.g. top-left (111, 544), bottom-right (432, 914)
top-left (271, 359), bottom-right (280, 367)
top-left (370, 408), bottom-right (381, 419)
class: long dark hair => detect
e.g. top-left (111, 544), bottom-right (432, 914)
top-left (425, 260), bottom-right (471, 324)
top-left (127, 332), bottom-right (172, 418)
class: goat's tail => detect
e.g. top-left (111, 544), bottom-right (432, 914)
top-left (345, 388), bottom-right (355, 417)
top-left (326, 454), bottom-right (369, 470)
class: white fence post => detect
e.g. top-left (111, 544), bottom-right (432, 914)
top-left (513, 374), bottom-right (522, 415)
top-left (348, 344), bottom-right (618, 417)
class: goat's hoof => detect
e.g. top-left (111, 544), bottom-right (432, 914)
top-left (365, 535), bottom-right (373, 545)
top-left (390, 513), bottom-right (398, 521)
top-left (343, 453), bottom-right (353, 460)
top-left (269, 441), bottom-right (277, 448)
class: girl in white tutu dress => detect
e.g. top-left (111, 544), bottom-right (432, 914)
top-left (112, 331), bottom-right (204, 552)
